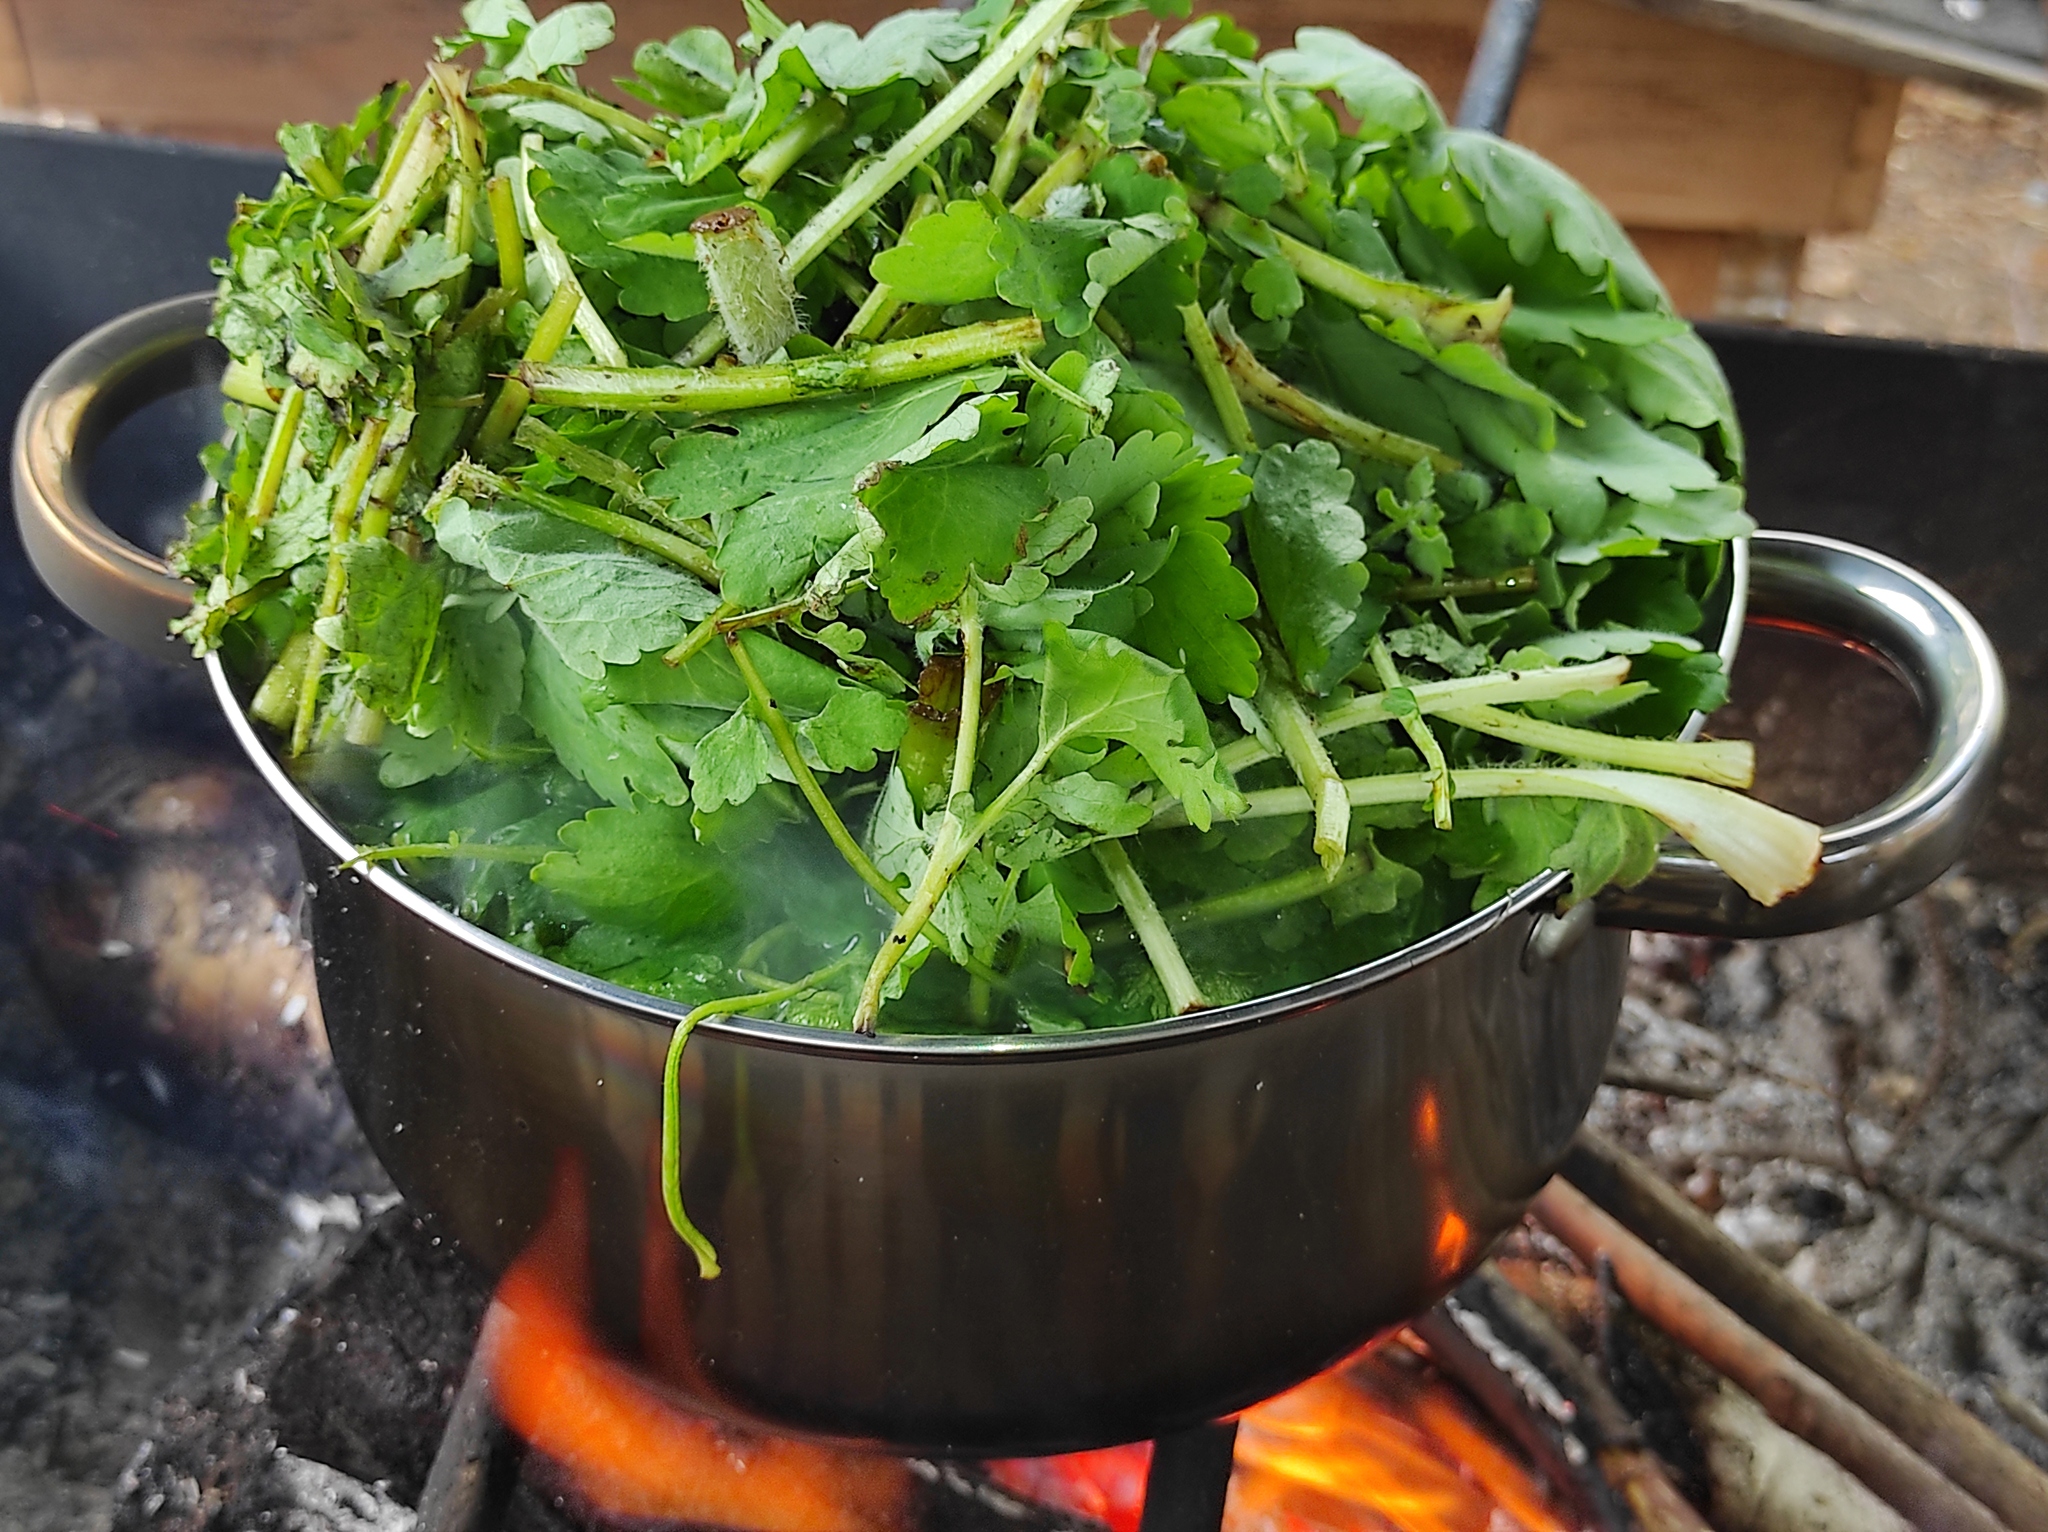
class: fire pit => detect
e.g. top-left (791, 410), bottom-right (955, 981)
top-left (8, 95), bottom-right (2048, 1532)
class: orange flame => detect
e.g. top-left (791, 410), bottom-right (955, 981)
top-left (987, 1339), bottom-right (1571, 1532)
top-left (487, 1156), bottom-right (911, 1532)
top-left (488, 1156), bottom-right (1561, 1532)
top-left (1413, 1082), bottom-right (1471, 1281)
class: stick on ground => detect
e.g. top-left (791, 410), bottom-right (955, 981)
top-left (1534, 1176), bottom-right (2010, 1532)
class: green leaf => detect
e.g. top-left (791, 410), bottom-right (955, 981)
top-left (502, 1), bottom-right (616, 79)
top-left (412, 595), bottom-right (526, 752)
top-left (1261, 28), bottom-right (1440, 141)
top-left (622, 29), bottom-right (737, 115)
top-left (521, 629), bottom-right (689, 807)
top-left (361, 232), bottom-right (470, 303)
top-left (861, 462), bottom-right (1050, 623)
top-left (869, 201), bottom-right (1000, 304)
top-left (690, 707), bottom-right (777, 812)
top-left (1245, 440), bottom-right (1376, 694)
top-left (796, 683), bottom-right (908, 772)
top-left (1244, 256), bottom-right (1303, 321)
top-left (717, 481), bottom-right (863, 607)
top-left (435, 495), bottom-right (717, 678)
top-left (320, 541), bottom-right (447, 717)
top-left (647, 371), bottom-right (995, 518)
top-left (535, 801), bottom-right (740, 934)
top-left (1131, 455), bottom-right (1260, 701)
top-left (1035, 624), bottom-right (1239, 830)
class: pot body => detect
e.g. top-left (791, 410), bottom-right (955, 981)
top-left (299, 817), bottom-right (1624, 1455)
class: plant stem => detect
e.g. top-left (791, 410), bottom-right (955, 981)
top-left (663, 601), bottom-right (738, 667)
top-left (221, 357), bottom-right (281, 410)
top-left (1395, 567), bottom-right (1539, 604)
top-left (1210, 303), bottom-right (1460, 473)
top-left (741, 95), bottom-right (849, 195)
top-left (512, 416), bottom-right (671, 521)
top-left (1435, 703), bottom-right (1756, 787)
top-left (357, 112), bottom-right (451, 275)
top-left (368, 80), bottom-right (438, 204)
top-left (948, 589), bottom-right (984, 811)
top-left (1095, 841), bottom-right (1207, 1014)
top-left (987, 53), bottom-right (1051, 203)
top-left (343, 839), bottom-right (550, 869)
top-left (1178, 303), bottom-right (1255, 456)
top-left (1255, 671), bottom-right (1349, 874)
top-left (780, 0), bottom-right (1091, 277)
top-left (660, 955), bottom-right (859, 1276)
top-left (839, 190), bottom-right (941, 344)
top-left (446, 463), bottom-right (721, 585)
top-left (517, 133), bottom-right (627, 365)
top-left (1177, 851), bottom-right (1371, 931)
top-left (1149, 766), bottom-right (1821, 907)
top-left (1009, 131), bottom-right (1105, 219)
top-left (470, 77), bottom-right (668, 149)
top-left (250, 629), bottom-right (316, 729)
top-left (726, 634), bottom-right (909, 917)
top-left (523, 315), bottom-right (1042, 411)
top-left (474, 274), bottom-right (583, 453)
top-left (225, 385), bottom-right (307, 580)
top-left (486, 174), bottom-right (526, 301)
top-left (291, 417), bottom-right (389, 754)
top-left (1371, 638), bottom-right (1453, 829)
top-left (1198, 196), bottom-right (1513, 350)
top-left (1216, 656), bottom-right (1634, 773)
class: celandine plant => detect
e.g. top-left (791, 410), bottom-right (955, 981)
top-left (175, 0), bottom-right (1821, 1269)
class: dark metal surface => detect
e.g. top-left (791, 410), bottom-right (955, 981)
top-left (1136, 1422), bottom-right (1240, 1532)
top-left (1456, 0), bottom-right (1548, 134)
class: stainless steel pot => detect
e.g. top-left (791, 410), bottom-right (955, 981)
top-left (14, 294), bottom-right (2009, 1455)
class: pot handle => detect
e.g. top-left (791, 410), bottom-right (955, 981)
top-left (11, 292), bottom-right (216, 661)
top-left (1595, 530), bottom-right (2006, 938)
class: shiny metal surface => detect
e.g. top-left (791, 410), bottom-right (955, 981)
top-left (1598, 533), bottom-right (2007, 937)
top-left (11, 293), bottom-right (214, 660)
top-left (13, 293), bottom-right (2004, 1453)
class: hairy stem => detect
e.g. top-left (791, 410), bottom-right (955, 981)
top-left (1370, 638), bottom-right (1453, 829)
top-left (1217, 656), bottom-right (1634, 773)
top-left (662, 601), bottom-right (738, 667)
top-left (1211, 303), bottom-right (1458, 472)
top-left (1095, 841), bottom-right (1207, 1014)
top-left (1199, 196), bottom-right (1513, 349)
top-left (1396, 567), bottom-right (1539, 604)
top-left (523, 315), bottom-right (1042, 411)
top-left (446, 463), bottom-right (721, 586)
top-left (780, 0), bottom-right (1091, 276)
top-left (512, 416), bottom-right (673, 522)
top-left (1178, 303), bottom-right (1257, 456)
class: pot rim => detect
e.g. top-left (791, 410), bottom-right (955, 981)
top-left (210, 537), bottom-right (1744, 1061)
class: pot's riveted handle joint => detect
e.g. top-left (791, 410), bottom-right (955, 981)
top-left (11, 292), bottom-right (216, 660)
top-left (1596, 530), bottom-right (2006, 940)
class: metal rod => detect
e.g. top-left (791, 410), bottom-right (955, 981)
top-left (1138, 1420), bottom-right (1240, 1532)
top-left (415, 1302), bottom-right (526, 1532)
top-left (1457, 0), bottom-right (1548, 134)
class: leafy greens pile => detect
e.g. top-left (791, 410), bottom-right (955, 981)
top-left (177, 0), bottom-right (1821, 1059)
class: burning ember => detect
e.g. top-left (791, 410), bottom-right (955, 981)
top-left (484, 1156), bottom-right (1569, 1532)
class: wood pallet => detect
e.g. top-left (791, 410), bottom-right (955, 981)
top-left (0, 0), bottom-right (1915, 315)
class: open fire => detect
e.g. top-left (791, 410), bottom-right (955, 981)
top-left (483, 1154), bottom-right (1570, 1532)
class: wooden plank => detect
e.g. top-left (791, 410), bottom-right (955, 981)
top-left (1600, 0), bottom-right (2048, 101)
top-left (1215, 0), bottom-right (1904, 234)
top-left (9, 0), bottom-right (1901, 236)
top-left (0, 0), bottom-right (35, 111)
top-left (1627, 229), bottom-right (1729, 318)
